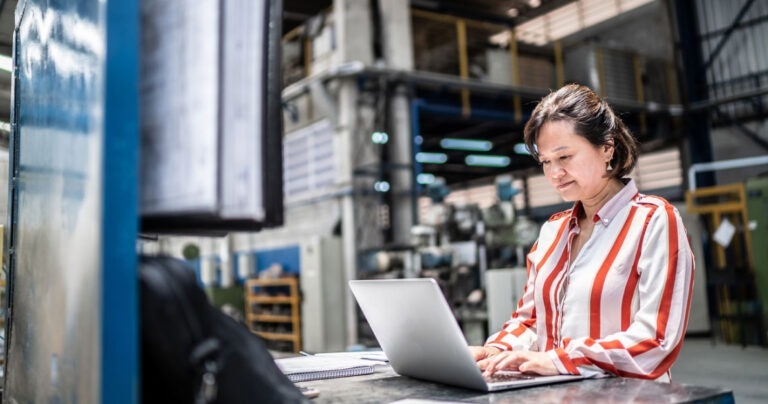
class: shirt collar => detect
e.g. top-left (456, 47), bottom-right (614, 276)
top-left (568, 178), bottom-right (638, 226)
top-left (594, 178), bottom-right (638, 225)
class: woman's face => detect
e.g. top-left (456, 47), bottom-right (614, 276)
top-left (536, 120), bottom-right (613, 202)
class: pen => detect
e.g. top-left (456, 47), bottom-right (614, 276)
top-left (299, 351), bottom-right (313, 356)
top-left (361, 356), bottom-right (389, 363)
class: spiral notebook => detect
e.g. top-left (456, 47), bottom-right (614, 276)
top-left (275, 356), bottom-right (377, 382)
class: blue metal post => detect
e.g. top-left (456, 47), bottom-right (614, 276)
top-left (102, 0), bottom-right (139, 401)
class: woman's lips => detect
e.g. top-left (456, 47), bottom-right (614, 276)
top-left (557, 181), bottom-right (575, 190)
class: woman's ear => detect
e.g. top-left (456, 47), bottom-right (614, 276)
top-left (602, 142), bottom-right (614, 159)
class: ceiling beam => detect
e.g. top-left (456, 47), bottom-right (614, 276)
top-left (411, 0), bottom-right (577, 26)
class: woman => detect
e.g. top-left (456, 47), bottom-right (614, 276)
top-left (470, 84), bottom-right (694, 382)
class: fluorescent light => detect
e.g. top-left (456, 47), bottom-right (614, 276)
top-left (0, 54), bottom-right (11, 73)
top-left (514, 143), bottom-right (532, 155)
top-left (465, 155), bottom-right (510, 167)
top-left (440, 138), bottom-right (493, 152)
top-left (490, 31), bottom-right (511, 46)
top-left (415, 152), bottom-right (448, 164)
top-left (371, 131), bottom-right (389, 144)
top-left (374, 181), bottom-right (390, 193)
top-left (416, 173), bottom-right (436, 185)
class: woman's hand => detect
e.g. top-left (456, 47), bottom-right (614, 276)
top-left (468, 345), bottom-right (502, 361)
top-left (477, 350), bottom-right (559, 376)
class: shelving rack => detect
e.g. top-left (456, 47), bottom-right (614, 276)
top-left (245, 277), bottom-right (302, 352)
top-left (686, 183), bottom-right (765, 346)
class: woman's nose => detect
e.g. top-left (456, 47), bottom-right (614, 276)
top-left (548, 164), bottom-right (565, 179)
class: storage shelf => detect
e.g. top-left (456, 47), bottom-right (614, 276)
top-left (245, 277), bottom-right (301, 352)
top-left (247, 296), bottom-right (294, 304)
top-left (254, 331), bottom-right (299, 342)
top-left (252, 314), bottom-right (293, 323)
top-left (248, 278), bottom-right (298, 286)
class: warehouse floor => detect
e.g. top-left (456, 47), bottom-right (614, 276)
top-left (672, 337), bottom-right (768, 403)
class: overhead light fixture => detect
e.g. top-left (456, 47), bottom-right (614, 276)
top-left (440, 138), bottom-right (493, 152)
top-left (374, 181), bottom-right (390, 193)
top-left (507, 8), bottom-right (519, 17)
top-left (416, 173), bottom-right (436, 185)
top-left (465, 155), bottom-right (510, 167)
top-left (489, 31), bottom-right (511, 46)
top-left (514, 143), bottom-right (532, 155)
top-left (415, 152), bottom-right (448, 164)
top-left (0, 54), bottom-right (12, 73)
top-left (528, 0), bottom-right (541, 8)
top-left (371, 131), bottom-right (389, 144)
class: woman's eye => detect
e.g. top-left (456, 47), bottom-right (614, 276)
top-left (559, 155), bottom-right (570, 161)
top-left (540, 160), bottom-right (550, 166)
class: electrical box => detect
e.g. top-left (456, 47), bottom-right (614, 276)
top-left (746, 176), bottom-right (768, 330)
top-left (486, 267), bottom-right (527, 336)
top-left (300, 236), bottom-right (347, 352)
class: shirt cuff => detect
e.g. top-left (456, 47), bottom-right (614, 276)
top-left (548, 348), bottom-right (581, 375)
top-left (485, 342), bottom-right (511, 352)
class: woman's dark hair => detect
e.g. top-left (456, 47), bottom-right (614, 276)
top-left (523, 84), bottom-right (638, 178)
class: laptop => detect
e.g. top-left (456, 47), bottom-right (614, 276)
top-left (349, 278), bottom-right (586, 392)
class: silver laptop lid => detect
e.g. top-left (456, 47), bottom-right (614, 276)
top-left (349, 278), bottom-right (488, 391)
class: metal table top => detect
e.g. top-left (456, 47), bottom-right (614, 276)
top-left (299, 367), bottom-right (734, 403)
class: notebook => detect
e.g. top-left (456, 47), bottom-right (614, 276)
top-left (275, 355), bottom-right (377, 382)
top-left (349, 278), bottom-right (586, 392)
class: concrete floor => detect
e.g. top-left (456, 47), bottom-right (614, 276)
top-left (672, 337), bottom-right (768, 403)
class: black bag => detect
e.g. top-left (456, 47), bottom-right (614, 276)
top-left (140, 255), bottom-right (309, 403)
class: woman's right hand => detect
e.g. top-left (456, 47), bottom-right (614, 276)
top-left (468, 345), bottom-right (502, 362)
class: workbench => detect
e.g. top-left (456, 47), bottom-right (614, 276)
top-left (299, 367), bottom-right (734, 403)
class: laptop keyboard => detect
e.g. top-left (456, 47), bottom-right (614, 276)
top-left (484, 372), bottom-right (535, 383)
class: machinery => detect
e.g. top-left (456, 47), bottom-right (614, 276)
top-left (357, 175), bottom-right (540, 344)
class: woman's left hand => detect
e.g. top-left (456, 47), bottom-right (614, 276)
top-left (477, 350), bottom-right (559, 377)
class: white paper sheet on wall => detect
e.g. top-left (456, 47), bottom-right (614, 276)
top-left (713, 217), bottom-right (736, 248)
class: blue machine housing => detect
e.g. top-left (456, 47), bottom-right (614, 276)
top-left (5, 0), bottom-right (139, 402)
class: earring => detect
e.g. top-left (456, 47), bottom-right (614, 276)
top-left (607, 161), bottom-right (613, 171)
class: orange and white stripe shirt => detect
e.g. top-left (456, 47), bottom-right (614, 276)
top-left (485, 179), bottom-right (694, 382)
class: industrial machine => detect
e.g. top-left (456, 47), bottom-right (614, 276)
top-left (357, 175), bottom-right (539, 345)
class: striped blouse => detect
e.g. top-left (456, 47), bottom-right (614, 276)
top-left (485, 179), bottom-right (695, 381)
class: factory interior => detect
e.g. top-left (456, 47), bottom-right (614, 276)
top-left (0, 0), bottom-right (767, 402)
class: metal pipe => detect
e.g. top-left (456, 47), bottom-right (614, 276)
top-left (554, 41), bottom-right (565, 88)
top-left (688, 85), bottom-right (768, 112)
top-left (633, 55), bottom-right (647, 134)
top-left (508, 29), bottom-right (522, 123)
top-left (688, 155), bottom-right (768, 190)
top-left (596, 47), bottom-right (605, 96)
top-left (282, 61), bottom-right (768, 117)
top-left (456, 18), bottom-right (470, 118)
